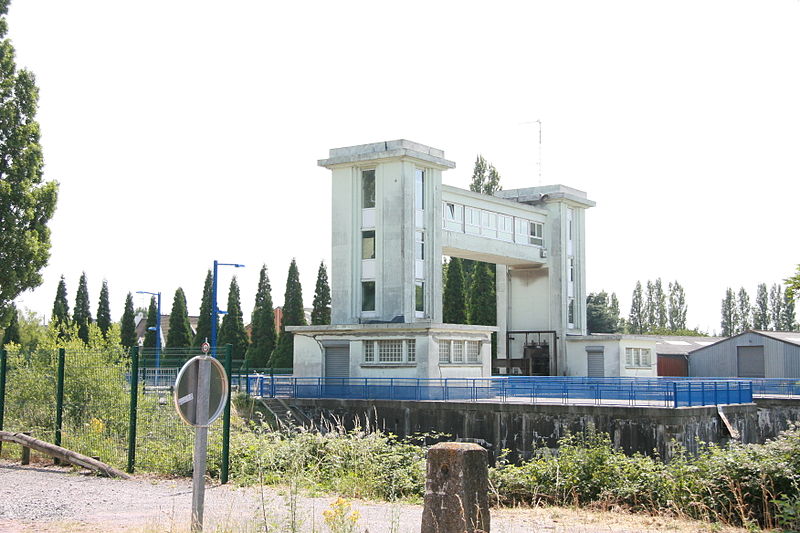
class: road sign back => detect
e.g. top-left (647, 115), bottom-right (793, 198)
top-left (174, 356), bottom-right (228, 427)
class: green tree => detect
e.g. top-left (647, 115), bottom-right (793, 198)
top-left (736, 287), bottom-right (751, 334)
top-left (2, 303), bottom-right (20, 346)
top-left (628, 281), bottom-right (645, 334)
top-left (246, 265), bottom-right (276, 368)
top-left (753, 283), bottom-right (769, 330)
top-left (311, 261), bottom-right (331, 325)
top-left (218, 277), bottom-right (249, 360)
top-left (51, 275), bottom-right (70, 338)
top-left (0, 2), bottom-right (58, 317)
top-left (643, 281), bottom-right (656, 332)
top-left (609, 293), bottom-right (622, 332)
top-left (586, 291), bottom-right (620, 334)
top-left (73, 272), bottom-right (92, 344)
top-left (769, 284), bottom-right (784, 331)
top-left (193, 270), bottom-right (214, 347)
top-left (143, 296), bottom-right (158, 349)
top-left (166, 287), bottom-right (193, 348)
top-left (469, 155), bottom-right (488, 194)
top-left (654, 278), bottom-right (667, 329)
top-left (96, 280), bottom-right (111, 338)
top-left (468, 261), bottom-right (496, 326)
top-left (785, 265), bottom-right (800, 302)
top-left (120, 292), bottom-right (137, 349)
top-left (781, 289), bottom-right (796, 332)
top-left (271, 259), bottom-right (305, 368)
top-left (721, 288), bottom-right (737, 337)
top-left (667, 281), bottom-right (687, 331)
top-left (442, 257), bottom-right (467, 324)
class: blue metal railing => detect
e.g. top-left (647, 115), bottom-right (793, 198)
top-left (227, 375), bottom-right (756, 408)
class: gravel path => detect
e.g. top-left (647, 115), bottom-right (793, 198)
top-left (0, 460), bottom-right (746, 532)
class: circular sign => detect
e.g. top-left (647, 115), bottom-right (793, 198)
top-left (173, 356), bottom-right (228, 427)
top-left (201, 342), bottom-right (210, 354)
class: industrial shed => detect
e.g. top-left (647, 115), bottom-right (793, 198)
top-left (689, 330), bottom-right (800, 378)
top-left (654, 335), bottom-right (722, 376)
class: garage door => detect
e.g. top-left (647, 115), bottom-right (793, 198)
top-left (325, 345), bottom-right (350, 378)
top-left (586, 347), bottom-right (604, 377)
top-left (737, 345), bottom-right (765, 378)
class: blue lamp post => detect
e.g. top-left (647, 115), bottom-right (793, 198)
top-left (211, 260), bottom-right (244, 357)
top-left (136, 290), bottom-right (161, 369)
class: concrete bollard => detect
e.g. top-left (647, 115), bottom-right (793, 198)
top-left (421, 442), bottom-right (490, 533)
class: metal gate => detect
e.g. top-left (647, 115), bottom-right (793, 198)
top-left (325, 345), bottom-right (350, 378)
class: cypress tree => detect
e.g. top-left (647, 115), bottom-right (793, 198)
top-left (753, 283), bottom-right (769, 330)
top-left (218, 277), bottom-right (249, 360)
top-left (311, 261), bottom-right (331, 325)
top-left (2, 304), bottom-right (20, 346)
top-left (643, 281), bottom-right (656, 333)
top-left (120, 292), bottom-right (137, 349)
top-left (769, 284), bottom-right (784, 331)
top-left (469, 155), bottom-right (488, 194)
top-left (654, 278), bottom-right (667, 329)
top-left (443, 257), bottom-right (467, 324)
top-left (52, 275), bottom-right (70, 338)
top-left (609, 293), bottom-right (622, 333)
top-left (668, 281), bottom-right (688, 331)
top-left (721, 288), bottom-right (737, 337)
top-left (271, 259), bottom-right (305, 368)
top-left (143, 296), bottom-right (158, 349)
top-left (166, 287), bottom-right (193, 348)
top-left (73, 272), bottom-right (92, 344)
top-left (781, 289), bottom-right (796, 332)
top-left (96, 280), bottom-right (111, 338)
top-left (468, 261), bottom-right (496, 326)
top-left (737, 287), bottom-right (751, 333)
top-left (194, 270), bottom-right (214, 347)
top-left (628, 281), bottom-right (645, 334)
top-left (247, 265), bottom-right (276, 368)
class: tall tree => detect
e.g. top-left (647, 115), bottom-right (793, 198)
top-left (311, 261), bottom-right (331, 325)
top-left (586, 291), bottom-right (620, 333)
top-left (785, 265), bottom-right (800, 302)
top-left (643, 281), bottom-right (656, 332)
top-left (73, 272), bottom-right (92, 344)
top-left (469, 154), bottom-right (502, 195)
top-left (166, 287), bottom-right (193, 348)
top-left (628, 281), bottom-right (645, 334)
top-left (781, 290), bottom-right (796, 332)
top-left (468, 261), bottom-right (496, 326)
top-left (753, 283), bottom-right (769, 330)
top-left (52, 275), bottom-right (70, 337)
top-left (247, 265), bottom-right (276, 368)
top-left (2, 304), bottom-right (20, 346)
top-left (271, 259), bottom-right (305, 368)
top-left (0, 2), bottom-right (58, 317)
top-left (218, 277), bottom-right (249, 360)
top-left (736, 287), bottom-right (751, 334)
top-left (96, 280), bottom-right (111, 338)
top-left (667, 281), bottom-right (687, 331)
top-left (143, 296), bottom-right (158, 349)
top-left (609, 293), bottom-right (622, 332)
top-left (120, 292), bottom-right (137, 349)
top-left (193, 270), bottom-right (214, 347)
top-left (443, 257), bottom-right (468, 324)
top-left (769, 284), bottom-right (784, 331)
top-left (720, 288), bottom-right (738, 337)
top-left (654, 278), bottom-right (667, 329)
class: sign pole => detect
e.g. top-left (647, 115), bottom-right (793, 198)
top-left (191, 355), bottom-right (211, 532)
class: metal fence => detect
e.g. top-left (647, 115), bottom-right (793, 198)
top-left (245, 376), bottom-right (755, 408)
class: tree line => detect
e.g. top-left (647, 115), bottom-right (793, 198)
top-left (3, 260), bottom-right (332, 370)
top-left (720, 283), bottom-right (796, 336)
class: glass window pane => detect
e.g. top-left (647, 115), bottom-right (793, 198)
top-left (362, 230), bottom-right (375, 260)
top-left (415, 231), bottom-right (424, 260)
top-left (415, 281), bottom-right (424, 312)
top-left (415, 169), bottom-right (425, 210)
top-left (362, 170), bottom-right (375, 209)
top-left (362, 281), bottom-right (375, 312)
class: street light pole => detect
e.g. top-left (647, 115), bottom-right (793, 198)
top-left (211, 260), bottom-right (244, 358)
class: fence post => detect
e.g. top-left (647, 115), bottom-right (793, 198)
top-left (127, 346), bottom-right (140, 473)
top-left (221, 344), bottom-right (233, 485)
top-left (672, 381), bottom-right (678, 408)
top-left (0, 348), bottom-right (6, 456)
top-left (54, 348), bottom-right (66, 461)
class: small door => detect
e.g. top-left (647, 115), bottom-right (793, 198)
top-left (586, 347), bottom-right (604, 377)
top-left (325, 345), bottom-right (350, 378)
top-left (737, 345), bottom-right (765, 378)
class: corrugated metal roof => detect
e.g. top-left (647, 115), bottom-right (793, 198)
top-left (753, 330), bottom-right (800, 347)
top-left (653, 335), bottom-right (724, 355)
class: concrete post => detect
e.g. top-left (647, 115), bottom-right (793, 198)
top-left (421, 442), bottom-right (490, 533)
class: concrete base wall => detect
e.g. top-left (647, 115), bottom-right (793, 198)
top-left (290, 398), bottom-right (800, 461)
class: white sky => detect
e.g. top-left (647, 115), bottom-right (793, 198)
top-left (7, 0), bottom-right (800, 335)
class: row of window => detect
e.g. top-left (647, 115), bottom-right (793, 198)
top-left (442, 202), bottom-right (544, 247)
top-left (363, 339), bottom-right (416, 363)
top-left (439, 340), bottom-right (482, 364)
top-left (625, 347), bottom-right (652, 368)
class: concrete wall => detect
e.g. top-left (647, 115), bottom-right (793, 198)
top-left (564, 336), bottom-right (658, 377)
top-left (291, 398), bottom-right (778, 461)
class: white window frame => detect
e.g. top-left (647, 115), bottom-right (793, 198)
top-left (625, 347), bottom-right (652, 368)
top-left (438, 339), bottom-right (482, 365)
top-left (361, 339), bottom-right (418, 365)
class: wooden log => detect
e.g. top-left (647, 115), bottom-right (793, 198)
top-left (0, 430), bottom-right (130, 479)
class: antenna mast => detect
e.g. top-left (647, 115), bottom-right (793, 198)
top-left (536, 119), bottom-right (542, 185)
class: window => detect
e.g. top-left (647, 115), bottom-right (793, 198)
top-left (515, 218), bottom-right (529, 244)
top-left (466, 341), bottom-right (481, 363)
top-left (407, 340), bottom-right (416, 363)
top-left (465, 207), bottom-right (480, 234)
top-left (568, 297), bottom-right (575, 327)
top-left (625, 347), bottom-right (652, 368)
top-left (443, 202), bottom-right (464, 232)
top-left (452, 341), bottom-right (464, 363)
top-left (529, 222), bottom-right (544, 246)
top-left (415, 281), bottom-right (424, 313)
top-left (439, 340), bottom-right (481, 364)
top-left (362, 231), bottom-right (375, 260)
top-left (498, 215), bottom-right (513, 241)
top-left (364, 341), bottom-right (374, 362)
top-left (415, 231), bottom-right (424, 261)
top-left (379, 340), bottom-right (403, 362)
top-left (362, 281), bottom-right (375, 312)
top-left (415, 169), bottom-right (425, 210)
top-left (362, 170), bottom-right (375, 209)
top-left (439, 341), bottom-right (451, 363)
top-left (480, 211), bottom-right (497, 238)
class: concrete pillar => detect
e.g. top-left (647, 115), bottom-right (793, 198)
top-left (421, 442), bottom-right (490, 533)
top-left (495, 264), bottom-right (508, 363)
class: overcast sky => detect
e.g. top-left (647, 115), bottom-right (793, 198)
top-left (7, 0), bottom-right (800, 335)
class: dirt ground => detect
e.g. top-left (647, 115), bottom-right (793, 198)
top-left (0, 460), bottom-right (752, 532)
